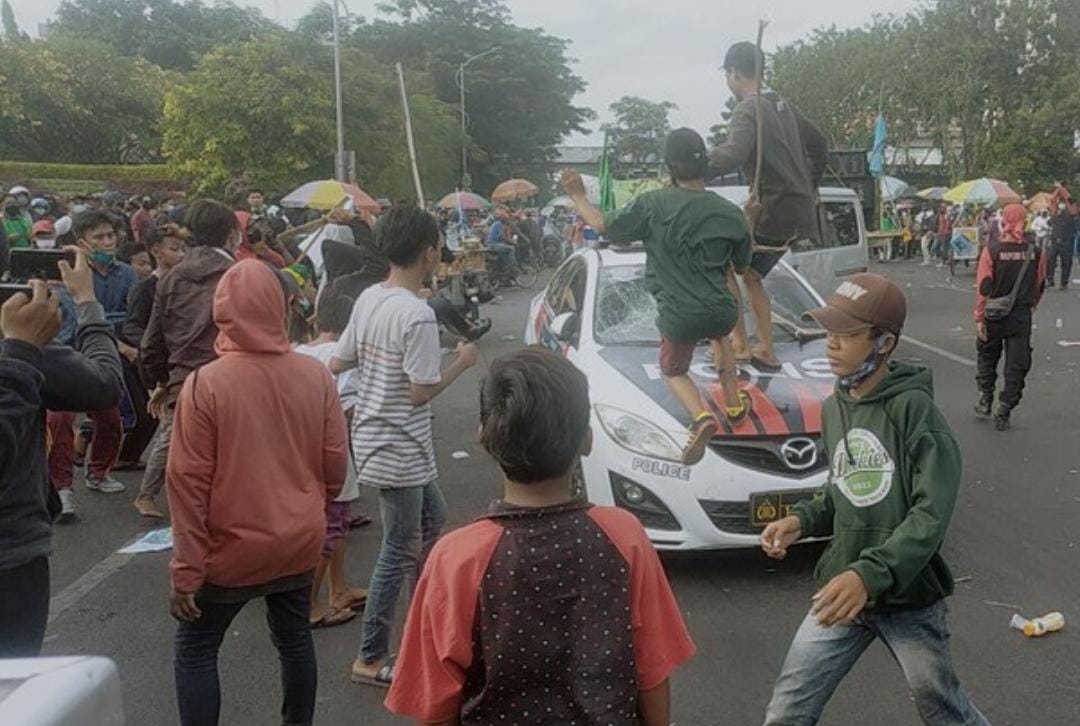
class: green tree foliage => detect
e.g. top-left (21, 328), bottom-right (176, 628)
top-left (770, 0), bottom-right (1080, 191)
top-left (0, 37), bottom-right (165, 163)
top-left (51, 0), bottom-right (278, 71)
top-left (603, 96), bottom-right (676, 171)
top-left (2, 0), bottom-right (23, 41)
top-left (357, 0), bottom-right (592, 193)
top-left (160, 37), bottom-right (460, 199)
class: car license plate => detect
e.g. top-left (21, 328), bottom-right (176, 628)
top-left (750, 490), bottom-right (818, 527)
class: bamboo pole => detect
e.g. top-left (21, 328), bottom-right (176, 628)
top-left (396, 62), bottom-right (425, 205)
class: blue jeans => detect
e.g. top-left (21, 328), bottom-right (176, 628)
top-left (764, 600), bottom-right (988, 726)
top-left (358, 480), bottom-right (447, 663)
top-left (174, 586), bottom-right (316, 726)
top-left (488, 242), bottom-right (518, 272)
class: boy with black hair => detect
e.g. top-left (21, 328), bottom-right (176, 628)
top-left (386, 347), bottom-right (696, 724)
top-left (760, 274), bottom-right (987, 726)
top-left (295, 291), bottom-right (368, 628)
top-left (330, 202), bottom-right (477, 687)
top-left (563, 127), bottom-right (752, 466)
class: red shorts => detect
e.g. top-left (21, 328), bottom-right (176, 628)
top-left (660, 337), bottom-right (698, 377)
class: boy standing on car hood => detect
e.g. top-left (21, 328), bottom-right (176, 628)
top-left (759, 273), bottom-right (988, 726)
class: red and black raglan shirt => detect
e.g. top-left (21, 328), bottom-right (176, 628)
top-left (385, 501), bottom-right (696, 724)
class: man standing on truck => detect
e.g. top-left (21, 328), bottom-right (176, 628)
top-left (709, 41), bottom-right (828, 371)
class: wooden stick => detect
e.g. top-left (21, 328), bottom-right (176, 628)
top-left (277, 216), bottom-right (328, 243)
top-left (397, 62), bottom-right (425, 205)
top-left (751, 19), bottom-right (769, 208)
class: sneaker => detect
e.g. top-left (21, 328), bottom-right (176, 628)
top-left (973, 392), bottom-right (993, 418)
top-left (58, 489), bottom-right (76, 522)
top-left (86, 475), bottom-right (126, 493)
top-left (470, 318), bottom-right (493, 341)
top-left (993, 407), bottom-right (1011, 431)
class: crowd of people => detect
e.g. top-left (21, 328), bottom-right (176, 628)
top-left (0, 36), bottom-right (1072, 726)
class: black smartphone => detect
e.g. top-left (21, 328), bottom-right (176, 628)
top-left (9, 249), bottom-right (76, 282)
top-left (0, 283), bottom-right (35, 305)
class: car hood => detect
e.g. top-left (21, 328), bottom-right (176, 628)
top-left (597, 340), bottom-right (835, 437)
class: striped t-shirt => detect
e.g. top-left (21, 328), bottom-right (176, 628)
top-left (333, 284), bottom-right (442, 489)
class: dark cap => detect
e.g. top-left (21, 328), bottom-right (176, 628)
top-left (809, 273), bottom-right (906, 336)
top-left (664, 128), bottom-right (707, 166)
top-left (723, 41), bottom-right (765, 78)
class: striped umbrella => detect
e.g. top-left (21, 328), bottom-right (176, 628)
top-left (436, 191), bottom-right (490, 211)
top-left (281, 179), bottom-right (380, 212)
top-left (943, 178), bottom-right (1022, 206)
top-left (491, 179), bottom-right (539, 204)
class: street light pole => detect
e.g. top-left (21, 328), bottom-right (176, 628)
top-left (458, 47), bottom-right (499, 190)
top-left (332, 0), bottom-right (345, 181)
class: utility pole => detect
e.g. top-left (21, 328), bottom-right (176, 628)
top-left (332, 0), bottom-right (345, 181)
top-left (457, 47), bottom-right (499, 190)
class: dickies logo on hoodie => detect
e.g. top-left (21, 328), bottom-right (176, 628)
top-left (831, 428), bottom-right (895, 507)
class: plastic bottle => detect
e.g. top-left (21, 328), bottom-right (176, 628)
top-left (1009, 612), bottom-right (1066, 637)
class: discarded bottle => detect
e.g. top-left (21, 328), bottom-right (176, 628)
top-left (1009, 612), bottom-right (1066, 637)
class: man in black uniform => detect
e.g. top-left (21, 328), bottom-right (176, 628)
top-left (973, 204), bottom-right (1046, 431)
top-left (1046, 200), bottom-right (1076, 291)
top-left (708, 42), bottom-right (828, 370)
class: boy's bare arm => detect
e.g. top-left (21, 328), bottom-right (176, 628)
top-left (409, 342), bottom-right (478, 406)
top-left (638, 678), bottom-right (671, 726)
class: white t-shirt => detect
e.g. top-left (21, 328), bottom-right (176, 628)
top-left (333, 283), bottom-right (442, 489)
top-left (294, 340), bottom-right (360, 503)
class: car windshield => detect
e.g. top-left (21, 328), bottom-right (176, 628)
top-left (594, 263), bottom-right (824, 346)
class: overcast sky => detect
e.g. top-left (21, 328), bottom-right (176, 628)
top-left (13, 0), bottom-right (924, 144)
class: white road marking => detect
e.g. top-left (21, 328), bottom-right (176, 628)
top-left (48, 550), bottom-right (134, 625)
top-left (903, 336), bottom-right (976, 367)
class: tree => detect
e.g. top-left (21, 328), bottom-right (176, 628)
top-left (0, 37), bottom-right (166, 163)
top-left (51, 0), bottom-right (278, 71)
top-left (161, 37), bottom-right (460, 199)
top-left (356, 0), bottom-right (593, 193)
top-left (603, 96), bottom-right (676, 171)
top-left (707, 98), bottom-right (738, 147)
top-left (2, 0), bottom-right (23, 41)
top-left (294, 1), bottom-right (364, 42)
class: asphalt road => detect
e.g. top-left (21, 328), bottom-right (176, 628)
top-left (41, 258), bottom-right (1080, 725)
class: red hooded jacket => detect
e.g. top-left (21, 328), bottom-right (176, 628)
top-left (167, 260), bottom-right (347, 594)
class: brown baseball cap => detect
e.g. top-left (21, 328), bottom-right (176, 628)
top-left (809, 273), bottom-right (906, 335)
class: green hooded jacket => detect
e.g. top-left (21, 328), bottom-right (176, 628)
top-left (793, 362), bottom-right (960, 610)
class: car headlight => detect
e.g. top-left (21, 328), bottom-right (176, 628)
top-left (594, 404), bottom-right (683, 462)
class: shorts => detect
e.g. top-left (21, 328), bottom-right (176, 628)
top-left (660, 337), bottom-right (698, 377)
top-left (749, 238), bottom-right (802, 278)
top-left (322, 500), bottom-right (351, 557)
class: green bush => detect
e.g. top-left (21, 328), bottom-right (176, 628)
top-left (0, 161), bottom-right (180, 183)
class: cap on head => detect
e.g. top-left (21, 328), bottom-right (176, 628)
top-left (723, 41), bottom-right (765, 78)
top-left (809, 273), bottom-right (906, 336)
top-left (32, 219), bottom-right (55, 236)
top-left (665, 128), bottom-right (707, 166)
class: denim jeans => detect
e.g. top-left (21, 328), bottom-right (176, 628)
top-left (488, 242), bottom-right (518, 272)
top-left (358, 480), bottom-right (447, 664)
top-left (764, 600), bottom-right (988, 726)
top-left (174, 586), bottom-right (317, 726)
top-left (0, 556), bottom-right (49, 658)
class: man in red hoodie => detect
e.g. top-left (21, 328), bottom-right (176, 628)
top-left (166, 259), bottom-right (349, 726)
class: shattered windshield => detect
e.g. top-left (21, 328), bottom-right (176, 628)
top-left (594, 263), bottom-right (824, 346)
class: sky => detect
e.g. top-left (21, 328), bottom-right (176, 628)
top-left (12, 0), bottom-right (925, 144)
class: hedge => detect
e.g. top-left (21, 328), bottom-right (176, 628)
top-left (0, 161), bottom-right (181, 183)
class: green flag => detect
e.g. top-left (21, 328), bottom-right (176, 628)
top-left (599, 131), bottom-right (616, 213)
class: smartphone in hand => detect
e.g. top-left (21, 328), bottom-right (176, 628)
top-left (0, 283), bottom-right (35, 305)
top-left (9, 249), bottom-right (78, 282)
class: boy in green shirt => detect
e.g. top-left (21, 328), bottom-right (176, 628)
top-left (562, 128), bottom-right (752, 465)
top-left (760, 273), bottom-right (987, 725)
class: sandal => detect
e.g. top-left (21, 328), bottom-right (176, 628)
top-left (333, 588), bottom-right (368, 612)
top-left (750, 346), bottom-right (782, 372)
top-left (350, 655), bottom-right (396, 689)
top-left (311, 606), bottom-right (356, 629)
top-left (724, 390), bottom-right (753, 425)
top-left (682, 414), bottom-right (719, 466)
top-left (348, 513), bottom-right (373, 529)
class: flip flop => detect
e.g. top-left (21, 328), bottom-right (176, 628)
top-left (750, 353), bottom-right (783, 372)
top-left (682, 415), bottom-right (719, 466)
top-left (348, 514), bottom-right (373, 529)
top-left (311, 606), bottom-right (356, 630)
top-left (350, 655), bottom-right (396, 689)
top-left (724, 390), bottom-right (754, 425)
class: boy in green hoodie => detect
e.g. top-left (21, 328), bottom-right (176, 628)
top-left (759, 273), bottom-right (988, 726)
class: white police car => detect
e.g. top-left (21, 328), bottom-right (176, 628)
top-left (525, 245), bottom-right (835, 549)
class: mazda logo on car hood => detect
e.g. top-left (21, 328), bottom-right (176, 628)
top-left (780, 437), bottom-right (818, 471)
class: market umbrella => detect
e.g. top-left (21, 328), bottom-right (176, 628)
top-left (491, 178), bottom-right (539, 204)
top-left (943, 178), bottom-right (1022, 206)
top-left (281, 179), bottom-right (380, 212)
top-left (880, 176), bottom-right (918, 202)
top-left (1026, 192), bottom-right (1054, 212)
top-left (917, 186), bottom-right (949, 201)
top-left (436, 191), bottom-right (490, 211)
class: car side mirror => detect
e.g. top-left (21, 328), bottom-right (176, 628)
top-left (550, 312), bottom-right (579, 343)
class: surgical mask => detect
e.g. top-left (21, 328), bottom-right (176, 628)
top-left (35, 237), bottom-right (57, 249)
top-left (90, 249), bottom-right (116, 266)
top-left (839, 333), bottom-right (891, 392)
